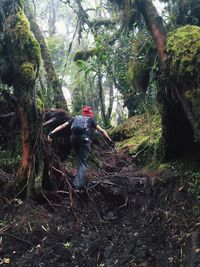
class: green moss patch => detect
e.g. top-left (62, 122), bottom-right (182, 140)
top-left (110, 112), bottom-right (161, 160)
top-left (165, 25), bottom-right (200, 88)
top-left (20, 62), bottom-right (35, 81)
top-left (0, 8), bottom-right (41, 86)
top-left (127, 59), bottom-right (150, 92)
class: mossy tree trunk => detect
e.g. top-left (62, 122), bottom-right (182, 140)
top-left (163, 26), bottom-right (200, 159)
top-left (138, 0), bottom-right (199, 159)
top-left (0, 0), bottom-right (45, 197)
top-left (25, 2), bottom-right (69, 111)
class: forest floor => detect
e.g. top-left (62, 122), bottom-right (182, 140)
top-left (0, 145), bottom-right (199, 267)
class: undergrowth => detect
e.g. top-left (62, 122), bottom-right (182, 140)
top-left (0, 144), bottom-right (21, 173)
top-left (110, 111), bottom-right (162, 163)
top-left (110, 111), bottom-right (200, 202)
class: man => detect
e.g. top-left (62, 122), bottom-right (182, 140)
top-left (47, 106), bottom-right (113, 190)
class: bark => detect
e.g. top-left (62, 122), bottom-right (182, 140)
top-left (0, 0), bottom-right (44, 197)
top-left (97, 73), bottom-right (114, 127)
top-left (16, 105), bottom-right (42, 196)
top-left (106, 82), bottom-right (114, 120)
top-left (97, 68), bottom-right (111, 126)
top-left (139, 0), bottom-right (167, 62)
top-left (158, 89), bottom-right (195, 160)
top-left (25, 2), bottom-right (69, 111)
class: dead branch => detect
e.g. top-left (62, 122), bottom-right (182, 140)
top-left (2, 233), bottom-right (36, 248)
top-left (131, 144), bottom-right (149, 160)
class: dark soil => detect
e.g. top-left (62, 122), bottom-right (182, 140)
top-left (0, 148), bottom-right (199, 267)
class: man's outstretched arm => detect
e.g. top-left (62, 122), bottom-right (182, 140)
top-left (96, 125), bottom-right (112, 143)
top-left (48, 121), bottom-right (69, 142)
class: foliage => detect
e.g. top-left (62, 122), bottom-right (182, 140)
top-left (0, 145), bottom-right (21, 172)
top-left (72, 33), bottom-right (115, 120)
top-left (67, 62), bottom-right (99, 115)
top-left (47, 35), bottom-right (68, 74)
top-left (161, 0), bottom-right (200, 29)
top-left (115, 31), bottom-right (157, 116)
top-left (170, 157), bottom-right (200, 201)
top-left (18, 0), bottom-right (25, 8)
top-left (70, 26), bottom-right (158, 121)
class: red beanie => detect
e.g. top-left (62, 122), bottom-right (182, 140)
top-left (82, 106), bottom-right (94, 118)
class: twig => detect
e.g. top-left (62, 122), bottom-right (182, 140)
top-left (71, 208), bottom-right (80, 228)
top-left (87, 181), bottom-right (101, 190)
top-left (69, 187), bottom-right (75, 208)
top-left (41, 191), bottom-right (56, 212)
top-left (118, 197), bottom-right (128, 209)
top-left (99, 180), bottom-right (126, 188)
top-left (1, 183), bottom-right (28, 211)
top-left (0, 223), bottom-right (15, 234)
top-left (96, 251), bottom-right (101, 266)
top-left (51, 165), bottom-right (73, 190)
top-left (40, 250), bottom-right (54, 260)
top-left (149, 196), bottom-right (161, 224)
top-left (85, 188), bottom-right (97, 205)
top-left (56, 190), bottom-right (69, 195)
top-left (2, 233), bottom-right (36, 248)
top-left (131, 144), bottom-right (149, 160)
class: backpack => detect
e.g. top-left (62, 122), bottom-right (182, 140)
top-left (71, 116), bottom-right (90, 134)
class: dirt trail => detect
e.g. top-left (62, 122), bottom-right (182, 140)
top-left (0, 147), bottom-right (199, 267)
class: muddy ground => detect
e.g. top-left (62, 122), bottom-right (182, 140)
top-left (0, 147), bottom-right (199, 267)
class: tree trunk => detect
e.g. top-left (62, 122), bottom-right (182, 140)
top-left (48, 0), bottom-right (57, 36)
top-left (97, 68), bottom-right (110, 126)
top-left (25, 2), bottom-right (69, 111)
top-left (106, 82), bottom-right (114, 121)
top-left (0, 0), bottom-right (44, 197)
top-left (16, 104), bottom-right (43, 197)
top-left (139, 0), bottom-right (167, 62)
top-left (138, 0), bottom-right (197, 159)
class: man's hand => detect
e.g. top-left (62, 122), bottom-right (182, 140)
top-left (109, 140), bottom-right (115, 148)
top-left (47, 133), bottom-right (53, 143)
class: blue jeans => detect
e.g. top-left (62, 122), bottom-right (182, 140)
top-left (70, 134), bottom-right (91, 188)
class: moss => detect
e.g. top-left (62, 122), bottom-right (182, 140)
top-left (165, 25), bottom-right (200, 88)
top-left (74, 49), bottom-right (97, 62)
top-left (185, 88), bottom-right (200, 104)
top-left (36, 96), bottom-right (45, 109)
top-left (18, 0), bottom-right (25, 8)
top-left (0, 8), bottom-right (41, 87)
top-left (110, 112), bottom-right (162, 161)
top-left (128, 60), bottom-right (150, 92)
top-left (20, 62), bottom-right (35, 81)
top-left (14, 10), bottom-right (41, 72)
top-left (164, 25), bottom-right (200, 144)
